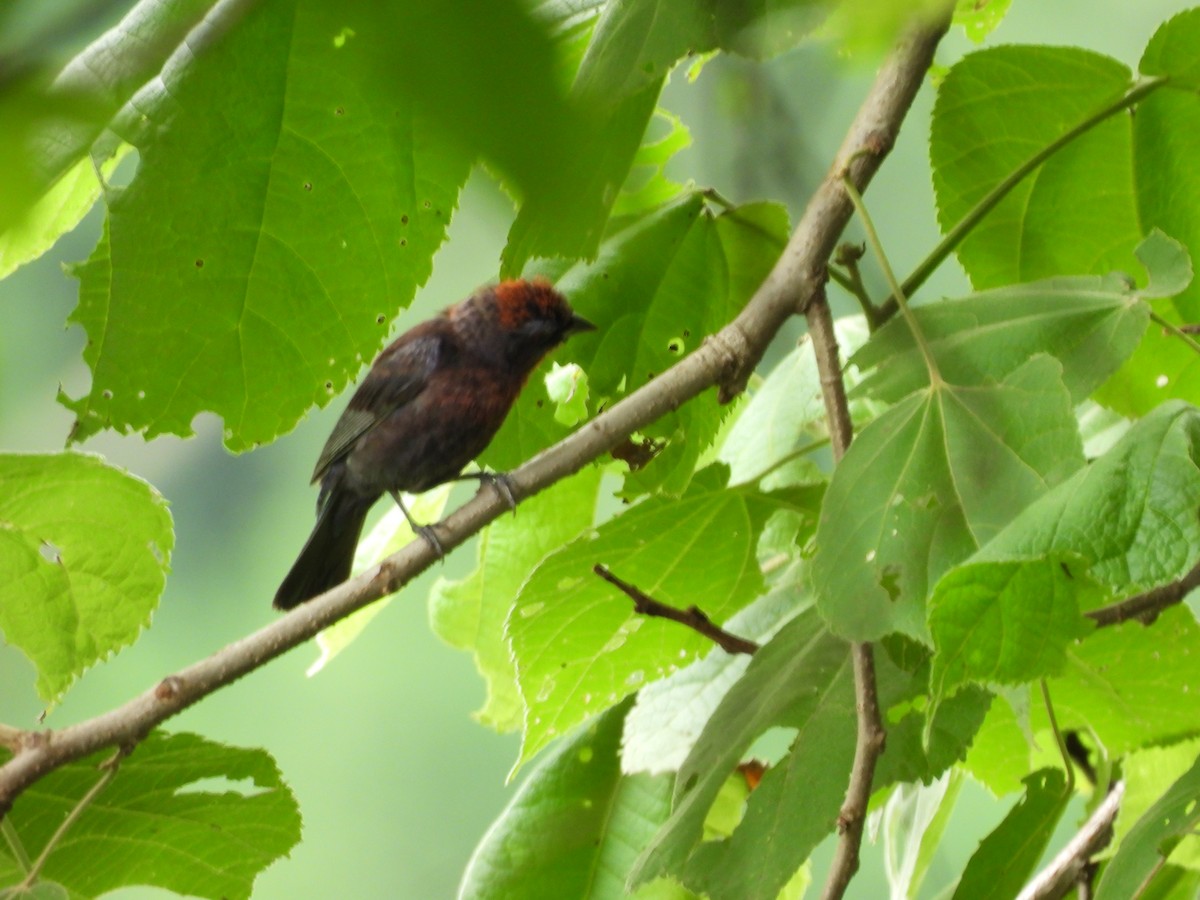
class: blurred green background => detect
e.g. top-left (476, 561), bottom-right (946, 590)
top-left (0, 2), bottom-right (1191, 896)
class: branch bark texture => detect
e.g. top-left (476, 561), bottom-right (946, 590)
top-left (0, 11), bottom-right (952, 836)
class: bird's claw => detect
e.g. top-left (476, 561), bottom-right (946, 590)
top-left (415, 523), bottom-right (445, 559)
top-left (478, 471), bottom-right (517, 512)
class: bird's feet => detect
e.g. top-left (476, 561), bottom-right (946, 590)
top-left (455, 470), bottom-right (518, 512)
top-left (388, 490), bottom-right (445, 558)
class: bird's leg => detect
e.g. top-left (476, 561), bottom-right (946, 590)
top-left (388, 490), bottom-right (445, 557)
top-left (453, 471), bottom-right (517, 512)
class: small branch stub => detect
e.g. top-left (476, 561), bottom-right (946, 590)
top-left (592, 564), bottom-right (759, 656)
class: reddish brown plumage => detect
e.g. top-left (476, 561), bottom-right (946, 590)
top-left (274, 279), bottom-right (594, 609)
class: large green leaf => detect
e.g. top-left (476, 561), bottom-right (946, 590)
top-left (813, 355), bottom-right (1083, 641)
top-left (1114, 740), bottom-right (1200, 874)
top-left (930, 45), bottom-right (1139, 290)
top-left (429, 468), bottom-right (602, 732)
top-left (629, 608), bottom-right (853, 894)
top-left (510, 469), bottom-right (804, 767)
top-left (0, 0), bottom-right (217, 235)
top-left (0, 452), bottom-right (172, 702)
top-left (1097, 751), bottom-right (1200, 900)
top-left (0, 732), bottom-right (299, 900)
top-left (63, 0), bottom-right (473, 451)
top-left (501, 0), bottom-right (817, 270)
top-left (928, 556), bottom-right (1100, 701)
top-left (972, 401), bottom-right (1200, 596)
top-left (460, 699), bottom-right (689, 900)
top-left (1137, 8), bottom-right (1200, 321)
top-left (951, 769), bottom-right (1069, 900)
top-left (854, 232), bottom-right (1191, 405)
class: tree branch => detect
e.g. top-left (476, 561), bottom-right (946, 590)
top-left (806, 11), bottom-right (955, 893)
top-left (810, 282), bottom-right (888, 900)
top-left (592, 564), bottom-right (759, 656)
top-left (1086, 558), bottom-right (1200, 627)
top-left (0, 10), bottom-right (951, 822)
top-left (1017, 781), bottom-right (1125, 900)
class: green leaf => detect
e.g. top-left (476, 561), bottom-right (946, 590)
top-left (0, 732), bottom-right (300, 900)
top-left (928, 556), bottom-right (1100, 700)
top-left (1141, 7), bottom-right (1200, 90)
top-left (965, 608), bottom-right (1200, 794)
top-left (1115, 740), bottom-right (1200, 873)
top-left (874, 685), bottom-right (992, 788)
top-left (308, 484), bottom-right (453, 676)
top-left (931, 46), bottom-right (1140, 290)
top-left (510, 474), bottom-right (794, 767)
top-left (612, 109), bottom-right (692, 219)
top-left (975, 402), bottom-right (1200, 596)
top-left (952, 769), bottom-right (1070, 900)
top-left (1054, 608), bottom-right (1200, 755)
top-left (667, 659), bottom-right (984, 900)
top-left (63, 0), bottom-right (472, 451)
top-left (0, 452), bottom-right (173, 702)
top-left (629, 608), bottom-right (853, 895)
top-left (428, 469), bottom-right (602, 732)
top-left (460, 699), bottom-right (684, 900)
top-left (953, 0), bottom-right (1012, 43)
top-left (0, 0), bottom-right (216, 233)
top-left (0, 882), bottom-right (68, 900)
top-left (813, 355), bottom-right (1083, 641)
top-left (1097, 751), bottom-right (1200, 900)
top-left (0, 145), bottom-right (130, 281)
top-left (855, 232), bottom-right (1191, 405)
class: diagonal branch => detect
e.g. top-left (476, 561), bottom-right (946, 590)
top-left (593, 564), bottom-right (759, 655)
top-left (1087, 558), bottom-right (1200, 627)
top-left (0, 12), bottom-right (952, 821)
top-left (1017, 781), bottom-right (1125, 900)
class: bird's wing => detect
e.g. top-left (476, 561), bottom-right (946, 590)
top-left (310, 331), bottom-right (445, 483)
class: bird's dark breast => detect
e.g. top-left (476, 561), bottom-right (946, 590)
top-left (343, 365), bottom-right (521, 495)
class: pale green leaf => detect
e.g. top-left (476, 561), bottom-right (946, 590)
top-left (0, 452), bottom-right (173, 702)
top-left (0, 732), bottom-right (299, 900)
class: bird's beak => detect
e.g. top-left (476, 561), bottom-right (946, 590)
top-left (567, 313), bottom-right (597, 335)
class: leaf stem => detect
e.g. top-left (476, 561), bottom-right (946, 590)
top-left (842, 175), bottom-right (942, 384)
top-left (1150, 310), bottom-right (1200, 356)
top-left (1041, 680), bottom-right (1075, 796)
top-left (753, 435), bottom-right (832, 483)
top-left (2, 817), bottom-right (31, 874)
top-left (21, 749), bottom-right (124, 888)
top-left (880, 75), bottom-right (1170, 322)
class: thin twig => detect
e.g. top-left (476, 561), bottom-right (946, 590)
top-left (592, 565), bottom-right (759, 656)
top-left (0, 8), bottom-right (951, 823)
top-left (829, 243), bottom-right (882, 329)
top-left (808, 265), bottom-right (886, 900)
top-left (1086, 558), bottom-right (1200, 627)
top-left (1017, 781), bottom-right (1125, 900)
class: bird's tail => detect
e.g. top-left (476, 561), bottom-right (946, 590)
top-left (274, 489), bottom-right (372, 610)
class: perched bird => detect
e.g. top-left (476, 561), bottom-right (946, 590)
top-left (274, 279), bottom-right (594, 610)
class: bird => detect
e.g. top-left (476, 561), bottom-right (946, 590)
top-left (273, 279), bottom-right (594, 610)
